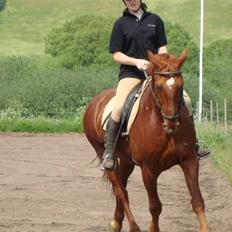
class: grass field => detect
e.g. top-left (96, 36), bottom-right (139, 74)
top-left (196, 123), bottom-right (232, 184)
top-left (0, 0), bottom-right (231, 56)
top-left (0, 117), bottom-right (83, 133)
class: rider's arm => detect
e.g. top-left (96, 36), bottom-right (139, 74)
top-left (112, 52), bottom-right (149, 70)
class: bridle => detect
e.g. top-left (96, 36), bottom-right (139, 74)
top-left (143, 70), bottom-right (183, 120)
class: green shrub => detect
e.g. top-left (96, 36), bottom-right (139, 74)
top-left (165, 22), bottom-right (198, 74)
top-left (45, 15), bottom-right (115, 69)
top-left (21, 66), bottom-right (117, 117)
top-left (203, 39), bottom-right (232, 120)
top-left (204, 39), bottom-right (232, 60)
top-left (0, 0), bottom-right (6, 11)
top-left (0, 56), bottom-right (117, 119)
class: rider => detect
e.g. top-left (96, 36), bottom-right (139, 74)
top-left (102, 0), bottom-right (210, 171)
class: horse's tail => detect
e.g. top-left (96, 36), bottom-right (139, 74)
top-left (85, 155), bottom-right (112, 191)
top-left (83, 89), bottom-right (116, 189)
top-left (86, 155), bottom-right (101, 168)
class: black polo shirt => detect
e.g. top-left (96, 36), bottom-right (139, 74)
top-left (109, 11), bottom-right (167, 80)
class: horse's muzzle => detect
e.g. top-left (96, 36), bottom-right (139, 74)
top-left (163, 120), bottom-right (180, 135)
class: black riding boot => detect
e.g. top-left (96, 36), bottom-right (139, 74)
top-left (190, 115), bottom-right (211, 160)
top-left (195, 143), bottom-right (211, 160)
top-left (102, 116), bottom-right (120, 171)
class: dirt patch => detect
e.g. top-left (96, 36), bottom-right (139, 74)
top-left (0, 133), bottom-right (231, 232)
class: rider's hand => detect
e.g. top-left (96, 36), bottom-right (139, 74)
top-left (135, 59), bottom-right (150, 71)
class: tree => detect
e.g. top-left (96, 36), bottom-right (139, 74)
top-left (45, 16), bottom-right (115, 69)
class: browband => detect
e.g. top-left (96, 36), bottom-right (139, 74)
top-left (153, 70), bottom-right (182, 77)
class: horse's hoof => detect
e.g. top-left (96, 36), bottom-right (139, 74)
top-left (109, 220), bottom-right (121, 232)
top-left (148, 223), bottom-right (159, 232)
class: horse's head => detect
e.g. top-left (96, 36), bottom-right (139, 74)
top-left (146, 49), bottom-right (188, 135)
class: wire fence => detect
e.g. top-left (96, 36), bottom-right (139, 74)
top-left (194, 98), bottom-right (231, 136)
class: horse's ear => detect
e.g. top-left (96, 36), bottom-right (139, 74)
top-left (177, 49), bottom-right (188, 68)
top-left (147, 50), bottom-right (155, 62)
top-left (146, 62), bottom-right (154, 76)
top-left (147, 50), bottom-right (163, 70)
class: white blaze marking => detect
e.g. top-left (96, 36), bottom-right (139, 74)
top-left (166, 77), bottom-right (175, 90)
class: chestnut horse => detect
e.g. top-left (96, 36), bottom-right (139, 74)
top-left (83, 49), bottom-right (208, 232)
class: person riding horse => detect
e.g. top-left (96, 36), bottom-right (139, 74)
top-left (84, 49), bottom-right (209, 232)
top-left (102, 0), bottom-right (211, 171)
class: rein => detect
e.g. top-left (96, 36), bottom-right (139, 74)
top-left (143, 70), bottom-right (182, 120)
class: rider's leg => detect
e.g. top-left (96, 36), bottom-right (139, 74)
top-left (183, 90), bottom-right (211, 160)
top-left (102, 78), bottom-right (141, 170)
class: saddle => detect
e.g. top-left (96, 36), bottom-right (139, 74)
top-left (102, 79), bottom-right (149, 136)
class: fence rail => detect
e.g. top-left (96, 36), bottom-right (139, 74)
top-left (195, 98), bottom-right (231, 136)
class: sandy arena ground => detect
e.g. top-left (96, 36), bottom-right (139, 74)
top-left (0, 133), bottom-right (231, 232)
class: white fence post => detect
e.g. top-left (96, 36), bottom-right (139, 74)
top-left (216, 102), bottom-right (219, 126)
top-left (210, 100), bottom-right (213, 123)
top-left (224, 98), bottom-right (228, 136)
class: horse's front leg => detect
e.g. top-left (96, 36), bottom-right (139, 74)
top-left (110, 161), bottom-right (135, 232)
top-left (180, 158), bottom-right (209, 232)
top-left (107, 165), bottom-right (141, 232)
top-left (141, 165), bottom-right (161, 232)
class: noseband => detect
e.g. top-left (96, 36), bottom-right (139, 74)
top-left (144, 70), bottom-right (182, 120)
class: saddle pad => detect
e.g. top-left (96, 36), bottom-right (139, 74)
top-left (102, 80), bottom-right (149, 134)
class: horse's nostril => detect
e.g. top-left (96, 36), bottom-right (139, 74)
top-left (163, 123), bottom-right (167, 129)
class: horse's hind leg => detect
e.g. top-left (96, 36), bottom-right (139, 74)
top-left (110, 160), bottom-right (135, 232)
top-left (141, 165), bottom-right (161, 232)
top-left (180, 158), bottom-right (209, 232)
top-left (107, 160), bottom-right (141, 232)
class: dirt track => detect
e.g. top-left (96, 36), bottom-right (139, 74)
top-left (0, 133), bottom-right (231, 232)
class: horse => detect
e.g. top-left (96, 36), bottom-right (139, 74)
top-left (83, 49), bottom-right (208, 232)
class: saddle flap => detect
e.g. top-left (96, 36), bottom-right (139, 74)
top-left (102, 97), bottom-right (115, 130)
top-left (102, 80), bottom-right (149, 134)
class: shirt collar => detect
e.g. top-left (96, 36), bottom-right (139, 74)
top-left (123, 10), bottom-right (150, 20)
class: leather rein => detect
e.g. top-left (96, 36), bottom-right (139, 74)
top-left (143, 70), bottom-right (182, 120)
